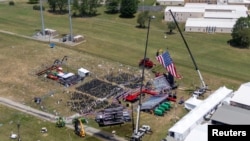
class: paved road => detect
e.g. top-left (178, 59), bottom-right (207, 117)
top-left (0, 97), bottom-right (128, 141)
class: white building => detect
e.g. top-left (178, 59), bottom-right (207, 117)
top-left (157, 0), bottom-right (185, 6)
top-left (164, 3), bottom-right (248, 33)
top-left (185, 18), bottom-right (237, 33)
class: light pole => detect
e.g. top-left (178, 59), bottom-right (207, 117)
top-left (68, 0), bottom-right (73, 42)
top-left (17, 122), bottom-right (21, 141)
top-left (142, 0), bottom-right (144, 12)
top-left (39, 0), bottom-right (45, 38)
top-left (134, 15), bottom-right (155, 138)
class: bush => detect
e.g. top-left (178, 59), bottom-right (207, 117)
top-left (28, 0), bottom-right (39, 4)
top-left (9, 1), bottom-right (15, 6)
top-left (155, 2), bottom-right (160, 6)
top-left (33, 5), bottom-right (45, 11)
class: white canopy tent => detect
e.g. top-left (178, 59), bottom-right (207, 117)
top-left (184, 96), bottom-right (203, 110)
top-left (230, 82), bottom-right (250, 110)
top-left (184, 123), bottom-right (209, 141)
top-left (167, 86), bottom-right (233, 141)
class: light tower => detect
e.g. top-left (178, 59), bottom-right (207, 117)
top-left (68, 0), bottom-right (73, 42)
top-left (39, 0), bottom-right (45, 38)
top-left (131, 15), bottom-right (155, 141)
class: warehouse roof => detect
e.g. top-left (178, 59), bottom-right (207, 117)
top-left (185, 18), bottom-right (237, 28)
top-left (204, 12), bottom-right (247, 19)
top-left (230, 82), bottom-right (250, 107)
top-left (210, 104), bottom-right (250, 125)
top-left (165, 6), bottom-right (204, 13)
top-left (185, 3), bottom-right (248, 12)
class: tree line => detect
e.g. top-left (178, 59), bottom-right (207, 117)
top-left (30, 0), bottom-right (250, 48)
top-left (30, 0), bottom-right (139, 17)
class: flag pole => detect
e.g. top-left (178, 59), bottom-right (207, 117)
top-left (168, 9), bottom-right (206, 88)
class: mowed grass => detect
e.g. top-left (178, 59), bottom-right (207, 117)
top-left (0, 1), bottom-right (249, 89)
top-left (0, 105), bottom-right (101, 141)
top-left (0, 1), bottom-right (250, 141)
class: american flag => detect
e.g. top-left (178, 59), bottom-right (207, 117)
top-left (156, 51), bottom-right (182, 79)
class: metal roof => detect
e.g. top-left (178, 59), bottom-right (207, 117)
top-left (230, 82), bottom-right (250, 107)
top-left (157, 0), bottom-right (184, 2)
top-left (210, 104), bottom-right (250, 125)
top-left (185, 18), bottom-right (237, 28)
top-left (165, 6), bottom-right (204, 13)
top-left (204, 12), bottom-right (247, 19)
top-left (166, 3), bottom-right (248, 13)
top-left (185, 3), bottom-right (248, 11)
top-left (141, 94), bottom-right (169, 110)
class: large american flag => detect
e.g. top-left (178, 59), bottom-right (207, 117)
top-left (156, 51), bottom-right (181, 79)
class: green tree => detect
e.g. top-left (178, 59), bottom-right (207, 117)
top-left (47, 0), bottom-right (67, 13)
top-left (88, 0), bottom-right (99, 15)
top-left (29, 0), bottom-right (39, 4)
top-left (57, 0), bottom-right (68, 13)
top-left (106, 0), bottom-right (120, 14)
top-left (72, 0), bottom-right (80, 16)
top-left (167, 21), bottom-right (176, 34)
top-left (77, 0), bottom-right (100, 16)
top-left (120, 0), bottom-right (138, 18)
top-left (231, 17), bottom-right (250, 48)
top-left (47, 0), bottom-right (57, 12)
top-left (137, 11), bottom-right (149, 28)
top-left (79, 0), bottom-right (88, 16)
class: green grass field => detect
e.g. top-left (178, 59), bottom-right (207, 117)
top-left (0, 1), bottom-right (250, 141)
top-left (0, 105), bottom-right (101, 141)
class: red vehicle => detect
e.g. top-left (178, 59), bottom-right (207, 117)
top-left (47, 73), bottom-right (59, 80)
top-left (139, 58), bottom-right (154, 69)
top-left (125, 89), bottom-right (158, 102)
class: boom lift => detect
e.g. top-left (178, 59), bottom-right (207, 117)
top-left (72, 117), bottom-right (88, 137)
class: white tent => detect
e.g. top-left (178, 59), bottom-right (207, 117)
top-left (167, 86), bottom-right (233, 141)
top-left (184, 123), bottom-right (208, 141)
top-left (230, 82), bottom-right (250, 110)
top-left (184, 96), bottom-right (203, 110)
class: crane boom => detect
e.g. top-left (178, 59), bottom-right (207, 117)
top-left (168, 9), bottom-right (206, 88)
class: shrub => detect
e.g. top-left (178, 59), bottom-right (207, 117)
top-left (33, 5), bottom-right (45, 11)
top-left (9, 1), bottom-right (15, 6)
top-left (28, 0), bottom-right (39, 4)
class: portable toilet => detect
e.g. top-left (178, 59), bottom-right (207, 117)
top-left (157, 106), bottom-right (165, 113)
top-left (154, 109), bottom-right (163, 116)
top-left (159, 104), bottom-right (168, 111)
top-left (160, 103), bottom-right (169, 110)
top-left (164, 102), bottom-right (172, 108)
